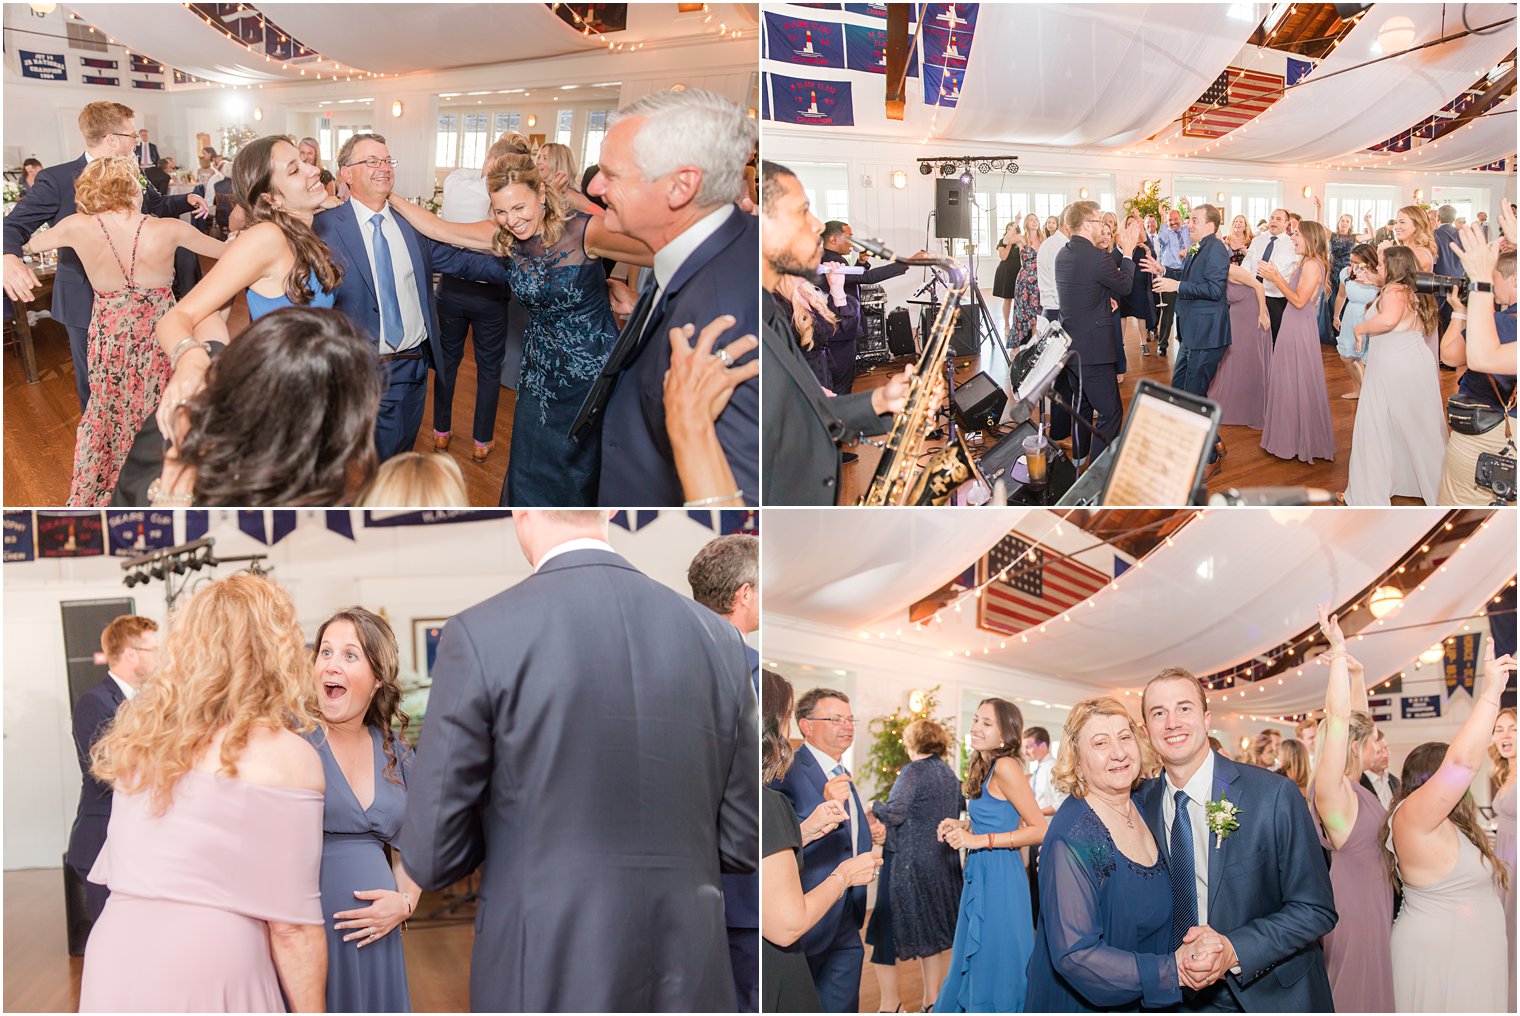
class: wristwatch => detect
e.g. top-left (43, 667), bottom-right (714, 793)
top-left (1471, 281), bottom-right (1494, 293)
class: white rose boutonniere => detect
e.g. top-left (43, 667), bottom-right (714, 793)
top-left (1185, 240), bottom-right (1202, 261)
top-left (1205, 794), bottom-right (1241, 848)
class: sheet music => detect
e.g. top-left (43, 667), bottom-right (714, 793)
top-left (1103, 394), bottom-right (1213, 505)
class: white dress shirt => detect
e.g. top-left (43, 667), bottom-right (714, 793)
top-left (804, 740), bottom-right (863, 855)
top-left (108, 671), bottom-right (138, 701)
top-left (1367, 769), bottom-right (1395, 809)
top-left (653, 205), bottom-right (733, 294)
top-left (1027, 754), bottom-right (1065, 812)
top-left (348, 197), bottom-right (428, 353)
top-left (533, 536), bottom-right (616, 572)
top-left (1242, 230), bottom-right (1299, 299)
top-left (1162, 750), bottom-right (1216, 926)
top-left (441, 168), bottom-right (491, 223)
top-left (1037, 230), bottom-right (1069, 309)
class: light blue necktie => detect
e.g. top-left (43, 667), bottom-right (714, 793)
top-left (370, 213), bottom-right (404, 353)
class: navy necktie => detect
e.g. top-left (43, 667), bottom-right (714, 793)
top-left (370, 213), bottom-right (405, 353)
top-left (1170, 789), bottom-right (1199, 949)
top-left (1259, 235), bottom-right (1277, 279)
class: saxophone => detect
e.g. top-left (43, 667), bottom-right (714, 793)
top-left (853, 240), bottom-right (982, 506)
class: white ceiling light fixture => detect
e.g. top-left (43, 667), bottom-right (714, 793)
top-left (1375, 15), bottom-right (1416, 57)
top-left (252, 106), bottom-right (263, 121)
top-left (1419, 644), bottom-right (1444, 664)
top-left (1368, 585), bottom-right (1405, 619)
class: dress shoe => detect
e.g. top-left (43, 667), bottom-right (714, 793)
top-left (472, 440), bottom-right (494, 464)
top-left (433, 430), bottom-right (451, 452)
top-left (841, 452), bottom-right (860, 464)
top-left (1214, 437), bottom-right (1227, 461)
top-left (1202, 457), bottom-right (1224, 482)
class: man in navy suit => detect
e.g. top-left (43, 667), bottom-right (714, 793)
top-left (1055, 201), bottom-right (1144, 462)
top-left (67, 615), bottom-right (159, 926)
top-left (133, 130), bottom-right (160, 169)
top-left (574, 88), bottom-right (759, 506)
top-left (1434, 204), bottom-right (1464, 335)
top-left (313, 133), bottom-right (511, 462)
top-left (1144, 204), bottom-right (1232, 477)
top-left (688, 532), bottom-right (760, 1010)
top-left (3, 101), bottom-right (206, 410)
top-left (770, 687), bottom-right (885, 1012)
top-left (1136, 668), bottom-right (1336, 1012)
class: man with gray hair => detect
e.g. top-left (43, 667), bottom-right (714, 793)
top-left (574, 88), bottom-right (759, 506)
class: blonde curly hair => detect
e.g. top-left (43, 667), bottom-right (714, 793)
top-left (91, 572), bottom-right (320, 814)
top-left (486, 157), bottom-right (569, 256)
top-left (1052, 695), bottom-right (1154, 797)
top-left (74, 155), bottom-right (144, 215)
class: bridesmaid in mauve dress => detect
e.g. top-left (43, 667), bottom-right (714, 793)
top-left (1309, 610), bottom-right (1394, 1013)
top-left (1492, 708), bottom-right (1517, 1011)
top-left (78, 573), bottom-right (326, 1013)
top-left (1259, 224), bottom-right (1335, 464)
top-left (1208, 267), bottom-right (1273, 429)
top-left (1343, 248), bottom-right (1445, 505)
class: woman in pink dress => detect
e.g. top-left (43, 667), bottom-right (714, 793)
top-left (1259, 221), bottom-right (1335, 464)
top-left (1207, 266), bottom-right (1273, 429)
top-left (80, 572), bottom-right (327, 1012)
top-left (1310, 607), bottom-right (1393, 1013)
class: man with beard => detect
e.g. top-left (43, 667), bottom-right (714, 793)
top-left (759, 161), bottom-right (915, 504)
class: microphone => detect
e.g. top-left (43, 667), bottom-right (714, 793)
top-left (1208, 488), bottom-right (1334, 507)
top-left (848, 235), bottom-right (896, 261)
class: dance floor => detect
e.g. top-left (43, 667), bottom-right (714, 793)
top-left (3, 281), bottom-right (518, 507)
top-left (2, 867), bottom-right (474, 1012)
top-left (843, 308), bottom-right (1462, 506)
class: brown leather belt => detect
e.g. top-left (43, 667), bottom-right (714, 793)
top-left (378, 349), bottom-right (426, 364)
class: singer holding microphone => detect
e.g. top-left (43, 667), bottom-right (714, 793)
top-left (819, 221), bottom-right (918, 397)
top-left (761, 162), bottom-right (923, 505)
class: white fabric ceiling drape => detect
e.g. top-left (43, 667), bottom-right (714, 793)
top-left (1349, 93), bottom-right (1518, 173)
top-left (939, 3), bottom-right (1266, 148)
top-left (67, 3), bottom-right (299, 84)
top-left (1150, 3), bottom-right (1516, 163)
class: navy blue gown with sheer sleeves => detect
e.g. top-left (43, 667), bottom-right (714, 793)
top-left (1024, 798), bottom-right (1180, 1013)
top-left (502, 211), bottom-right (618, 506)
top-left (304, 725), bottom-right (414, 1013)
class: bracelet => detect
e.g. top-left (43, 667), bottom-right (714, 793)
top-left (684, 490), bottom-right (744, 508)
top-left (1451, 312), bottom-right (1468, 321)
top-left (146, 477), bottom-right (193, 506)
top-left (830, 871), bottom-right (849, 900)
top-left (169, 337), bottom-right (209, 371)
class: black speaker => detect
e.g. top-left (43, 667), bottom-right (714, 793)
top-left (886, 307), bottom-right (916, 357)
top-left (918, 304), bottom-right (979, 357)
top-left (952, 371), bottom-right (1007, 432)
top-left (935, 178), bottom-right (972, 239)
top-left (61, 598), bottom-right (134, 711)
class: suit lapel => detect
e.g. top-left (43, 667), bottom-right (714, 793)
top-left (796, 743), bottom-right (828, 800)
top-left (332, 203), bottom-right (379, 301)
top-left (394, 213), bottom-right (432, 316)
top-left (102, 675), bottom-right (125, 709)
top-left (1206, 752), bottom-right (1239, 913)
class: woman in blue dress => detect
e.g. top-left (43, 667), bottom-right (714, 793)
top-left (1332, 243), bottom-right (1380, 401)
top-left (1025, 697), bottom-right (1199, 1013)
top-left (309, 606), bottom-right (422, 1012)
top-left (387, 160), bottom-right (653, 505)
top-left (934, 698), bottom-right (1047, 1012)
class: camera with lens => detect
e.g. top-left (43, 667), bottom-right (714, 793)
top-left (1475, 444), bottom-right (1516, 505)
top-left (1414, 272), bottom-right (1468, 300)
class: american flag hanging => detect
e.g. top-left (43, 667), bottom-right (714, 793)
top-left (976, 534), bottom-right (1109, 637)
top-left (1182, 67), bottom-right (1285, 139)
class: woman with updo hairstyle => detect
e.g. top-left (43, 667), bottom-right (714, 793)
top-left (20, 154), bottom-right (226, 505)
top-left (865, 718), bottom-right (963, 1009)
top-left (154, 134), bottom-right (343, 438)
top-left (148, 306), bottom-right (380, 506)
top-left (760, 670), bottom-right (878, 1013)
top-left (306, 607), bottom-right (422, 1012)
top-left (935, 698), bottom-right (1046, 1012)
top-left (1026, 695), bottom-right (1191, 1012)
top-left (79, 573), bottom-right (327, 1011)
top-left (385, 158), bottom-right (654, 505)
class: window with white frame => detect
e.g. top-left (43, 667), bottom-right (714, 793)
top-left (789, 162), bottom-right (850, 226)
top-left (435, 114), bottom-right (459, 169)
top-left (1326, 184), bottom-right (1397, 234)
top-left (320, 123), bottom-right (373, 169)
top-left (583, 109), bottom-right (610, 169)
top-left (556, 108), bottom-right (574, 145)
top-left (461, 113), bottom-right (491, 170)
top-left (494, 112), bottom-right (521, 136)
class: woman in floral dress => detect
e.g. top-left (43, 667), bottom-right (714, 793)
top-left (22, 156), bottom-right (224, 505)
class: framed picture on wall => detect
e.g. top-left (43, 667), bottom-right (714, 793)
top-left (412, 618), bottom-right (448, 680)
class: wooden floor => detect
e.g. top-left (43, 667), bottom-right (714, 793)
top-left (3, 296), bottom-right (518, 507)
top-left (841, 319), bottom-right (1461, 505)
top-left (3, 867), bottom-right (474, 1012)
top-left (856, 913), bottom-right (931, 1012)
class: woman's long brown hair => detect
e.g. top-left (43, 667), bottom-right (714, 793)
top-left (964, 697), bottom-right (1024, 799)
top-left (313, 607), bottom-right (411, 784)
top-left (232, 135), bottom-right (343, 304)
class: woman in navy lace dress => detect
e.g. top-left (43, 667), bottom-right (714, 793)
top-left (388, 160), bottom-right (651, 505)
top-left (1026, 697), bottom-right (1204, 1013)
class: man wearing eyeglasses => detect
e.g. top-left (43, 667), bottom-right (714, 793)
top-left (66, 615), bottom-right (159, 927)
top-left (3, 102), bottom-right (208, 411)
top-left (769, 687), bottom-right (884, 1012)
top-left (314, 132), bottom-right (513, 461)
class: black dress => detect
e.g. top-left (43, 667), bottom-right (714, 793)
top-left (762, 788), bottom-right (821, 1013)
top-left (993, 242), bottom-right (1021, 298)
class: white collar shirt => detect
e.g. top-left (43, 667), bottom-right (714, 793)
top-left (1243, 230), bottom-right (1299, 299)
top-left (1037, 230), bottom-right (1070, 308)
top-left (441, 168), bottom-right (491, 224)
top-left (1162, 750), bottom-right (1215, 925)
top-left (108, 671), bottom-right (138, 701)
top-left (1369, 770), bottom-right (1395, 809)
top-left (803, 740), bottom-right (863, 855)
top-left (653, 204), bottom-right (733, 295)
top-left (1027, 754), bottom-right (1064, 811)
top-left (534, 537), bottom-right (616, 572)
top-left (348, 197), bottom-right (428, 353)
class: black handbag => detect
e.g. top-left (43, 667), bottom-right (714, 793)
top-left (1447, 376), bottom-right (1515, 436)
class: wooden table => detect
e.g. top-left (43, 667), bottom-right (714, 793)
top-left (4, 264), bottom-right (56, 385)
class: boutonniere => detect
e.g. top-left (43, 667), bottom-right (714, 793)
top-left (1185, 241), bottom-right (1202, 260)
top-left (138, 171), bottom-right (151, 192)
top-left (1205, 794), bottom-right (1241, 848)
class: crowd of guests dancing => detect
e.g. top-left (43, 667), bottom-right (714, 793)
top-left (66, 512), bottom-right (758, 1012)
top-left (3, 95), bottom-right (760, 508)
top-left (989, 196), bottom-right (1517, 504)
top-left (761, 625), bottom-right (1516, 1013)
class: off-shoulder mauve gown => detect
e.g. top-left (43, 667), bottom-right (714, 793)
top-left (80, 768), bottom-right (324, 1012)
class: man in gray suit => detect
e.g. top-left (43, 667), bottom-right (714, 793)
top-left (399, 510), bottom-right (758, 1012)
